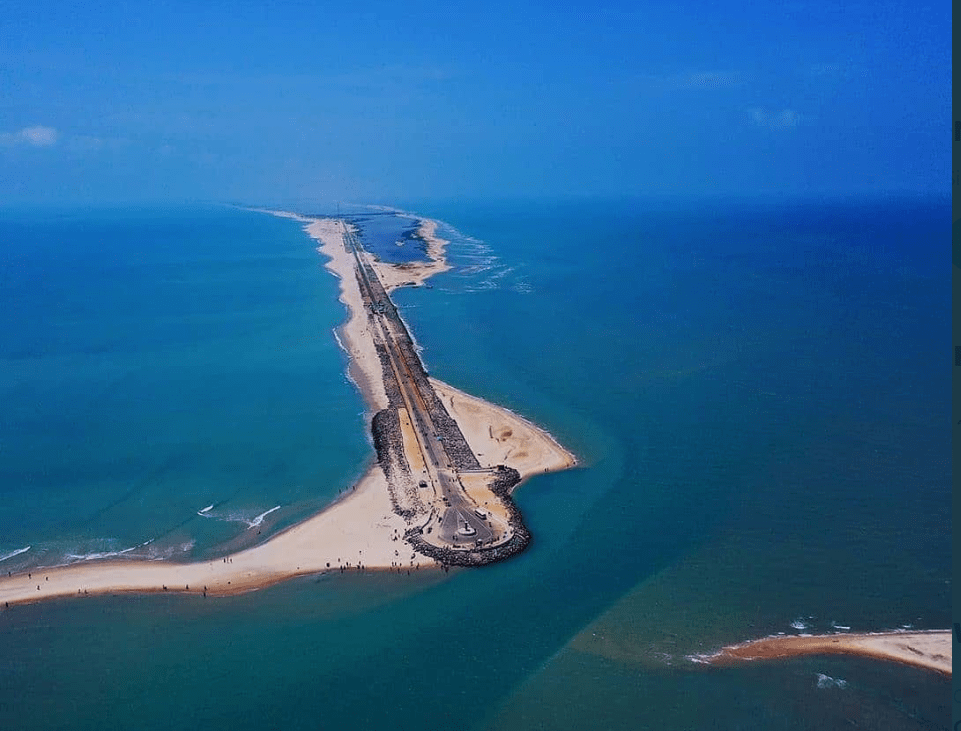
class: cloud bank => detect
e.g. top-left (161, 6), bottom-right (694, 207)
top-left (748, 108), bottom-right (800, 129)
top-left (1, 125), bottom-right (59, 147)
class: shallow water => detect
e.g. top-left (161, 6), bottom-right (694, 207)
top-left (346, 212), bottom-right (425, 264)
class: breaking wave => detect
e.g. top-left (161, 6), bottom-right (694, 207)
top-left (246, 506), bottom-right (281, 528)
top-left (198, 505), bottom-right (282, 530)
top-left (815, 673), bottom-right (848, 690)
top-left (63, 536), bottom-right (157, 563)
top-left (65, 547), bottom-right (139, 562)
top-left (0, 546), bottom-right (30, 563)
top-left (431, 220), bottom-right (529, 295)
top-left (332, 328), bottom-right (348, 355)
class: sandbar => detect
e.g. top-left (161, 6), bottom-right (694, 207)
top-left (703, 630), bottom-right (951, 675)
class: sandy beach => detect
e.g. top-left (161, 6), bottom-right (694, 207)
top-left (704, 630), bottom-right (952, 675)
top-left (0, 467), bottom-right (412, 605)
top-left (307, 217), bottom-right (389, 411)
top-left (0, 211), bottom-right (575, 607)
top-left (432, 379), bottom-right (576, 480)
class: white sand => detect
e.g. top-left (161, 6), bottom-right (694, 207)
top-left (0, 467), bottom-right (412, 604)
top-left (307, 217), bottom-right (389, 410)
top-left (431, 379), bottom-right (576, 481)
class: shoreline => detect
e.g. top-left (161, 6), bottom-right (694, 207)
top-left (0, 208), bottom-right (577, 607)
top-left (700, 630), bottom-right (952, 676)
top-left (312, 213), bottom-right (574, 565)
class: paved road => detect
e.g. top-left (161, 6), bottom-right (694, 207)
top-left (341, 226), bottom-right (499, 550)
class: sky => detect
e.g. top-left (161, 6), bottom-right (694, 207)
top-left (0, 0), bottom-right (950, 205)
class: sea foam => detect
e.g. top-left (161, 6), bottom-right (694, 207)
top-left (202, 505), bottom-right (283, 530)
top-left (0, 546), bottom-right (30, 563)
top-left (246, 506), bottom-right (281, 528)
top-left (815, 673), bottom-right (848, 690)
top-left (65, 545), bottom-right (139, 562)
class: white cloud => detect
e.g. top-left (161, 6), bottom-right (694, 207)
top-left (642, 70), bottom-right (743, 91)
top-left (669, 70), bottom-right (742, 89)
top-left (807, 62), bottom-right (857, 79)
top-left (748, 108), bottom-right (800, 129)
top-left (0, 125), bottom-right (59, 147)
top-left (21, 125), bottom-right (58, 145)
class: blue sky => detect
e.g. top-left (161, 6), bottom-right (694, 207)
top-left (0, 0), bottom-right (950, 205)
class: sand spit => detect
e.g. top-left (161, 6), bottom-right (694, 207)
top-left (0, 210), bottom-right (575, 607)
top-left (431, 380), bottom-right (576, 480)
top-left (703, 630), bottom-right (951, 676)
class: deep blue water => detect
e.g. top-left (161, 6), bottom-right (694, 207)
top-left (0, 198), bottom-right (949, 730)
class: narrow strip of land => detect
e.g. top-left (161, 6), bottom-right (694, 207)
top-left (339, 221), bottom-right (551, 564)
top-left (0, 212), bottom-right (576, 607)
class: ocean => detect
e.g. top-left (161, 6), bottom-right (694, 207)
top-left (0, 198), bottom-right (949, 730)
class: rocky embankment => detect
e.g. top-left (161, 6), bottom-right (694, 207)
top-left (370, 408), bottom-right (421, 521)
top-left (354, 229), bottom-right (529, 567)
top-left (404, 466), bottom-right (531, 567)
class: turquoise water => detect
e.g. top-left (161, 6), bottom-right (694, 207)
top-left (0, 199), bottom-right (949, 729)
top-left (0, 207), bottom-right (370, 565)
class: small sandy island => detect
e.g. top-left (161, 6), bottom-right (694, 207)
top-left (0, 209), bottom-right (575, 607)
top-left (703, 630), bottom-right (951, 676)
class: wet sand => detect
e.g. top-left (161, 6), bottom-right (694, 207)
top-left (704, 630), bottom-right (951, 675)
